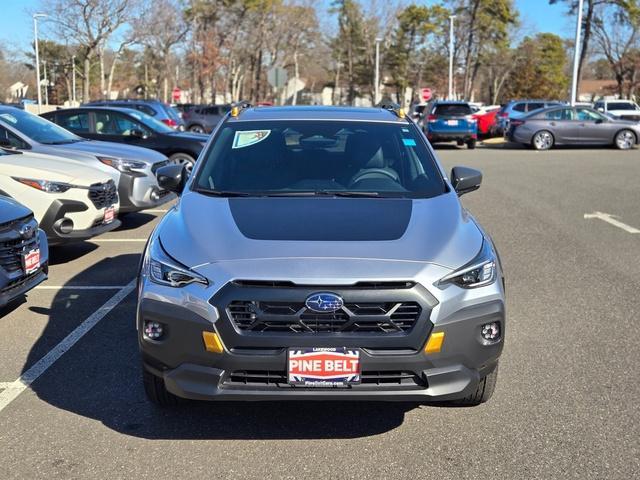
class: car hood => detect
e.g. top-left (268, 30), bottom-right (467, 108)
top-left (54, 139), bottom-right (168, 163)
top-left (159, 191), bottom-right (483, 272)
top-left (0, 195), bottom-right (32, 223)
top-left (0, 151), bottom-right (114, 186)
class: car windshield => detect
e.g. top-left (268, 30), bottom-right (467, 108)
top-left (0, 109), bottom-right (83, 144)
top-left (195, 120), bottom-right (447, 198)
top-left (433, 104), bottom-right (471, 117)
top-left (125, 109), bottom-right (175, 133)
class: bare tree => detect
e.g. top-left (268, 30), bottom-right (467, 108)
top-left (40, 0), bottom-right (135, 101)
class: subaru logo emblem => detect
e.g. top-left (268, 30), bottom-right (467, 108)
top-left (305, 292), bottom-right (344, 313)
top-left (19, 224), bottom-right (35, 239)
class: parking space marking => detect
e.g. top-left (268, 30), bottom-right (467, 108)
top-left (145, 209), bottom-right (169, 213)
top-left (34, 286), bottom-right (128, 290)
top-left (90, 239), bottom-right (148, 243)
top-left (0, 383), bottom-right (13, 389)
top-left (584, 212), bottom-right (640, 234)
top-left (0, 280), bottom-right (136, 414)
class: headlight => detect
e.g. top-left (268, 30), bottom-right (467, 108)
top-left (98, 156), bottom-right (146, 173)
top-left (438, 240), bottom-right (497, 289)
top-left (12, 177), bottom-right (73, 193)
top-left (144, 236), bottom-right (208, 288)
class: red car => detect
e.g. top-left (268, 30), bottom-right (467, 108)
top-left (472, 107), bottom-right (500, 136)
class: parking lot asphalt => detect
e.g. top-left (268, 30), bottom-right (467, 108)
top-left (1, 144), bottom-right (639, 479)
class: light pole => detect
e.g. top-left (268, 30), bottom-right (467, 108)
top-left (448, 15), bottom-right (456, 100)
top-left (374, 37), bottom-right (382, 104)
top-left (43, 60), bottom-right (49, 105)
top-left (33, 13), bottom-right (47, 113)
top-left (72, 55), bottom-right (76, 104)
top-left (570, 0), bottom-right (584, 106)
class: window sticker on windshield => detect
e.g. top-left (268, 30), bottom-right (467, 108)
top-left (232, 130), bottom-right (271, 149)
top-left (403, 138), bottom-right (416, 147)
top-left (0, 113), bottom-right (17, 124)
top-left (402, 128), bottom-right (410, 132)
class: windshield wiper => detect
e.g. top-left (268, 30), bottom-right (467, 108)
top-left (196, 188), bottom-right (252, 197)
top-left (41, 140), bottom-right (79, 145)
top-left (264, 191), bottom-right (380, 198)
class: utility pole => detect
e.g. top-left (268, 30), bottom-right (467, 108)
top-left (33, 13), bottom-right (47, 113)
top-left (43, 60), bottom-right (49, 105)
top-left (374, 37), bottom-right (382, 104)
top-left (72, 55), bottom-right (76, 104)
top-left (448, 15), bottom-right (456, 100)
top-left (570, 0), bottom-right (584, 106)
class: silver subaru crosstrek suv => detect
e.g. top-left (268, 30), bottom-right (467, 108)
top-left (138, 105), bottom-right (505, 407)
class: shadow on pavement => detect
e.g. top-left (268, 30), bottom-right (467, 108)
top-left (48, 243), bottom-right (99, 265)
top-left (115, 212), bottom-right (157, 232)
top-left (23, 253), bottom-right (417, 440)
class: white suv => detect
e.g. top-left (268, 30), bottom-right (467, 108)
top-left (0, 148), bottom-right (120, 244)
top-left (594, 100), bottom-right (640, 122)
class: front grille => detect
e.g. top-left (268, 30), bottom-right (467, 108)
top-left (88, 180), bottom-right (118, 209)
top-left (231, 280), bottom-right (415, 290)
top-left (228, 300), bottom-right (421, 334)
top-left (151, 160), bottom-right (169, 175)
top-left (0, 216), bottom-right (38, 273)
top-left (224, 370), bottom-right (426, 388)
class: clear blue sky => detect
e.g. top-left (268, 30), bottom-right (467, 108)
top-left (1, 0), bottom-right (573, 54)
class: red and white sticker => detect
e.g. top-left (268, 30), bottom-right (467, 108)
top-left (288, 348), bottom-right (360, 386)
top-left (103, 206), bottom-right (116, 224)
top-left (22, 248), bottom-right (40, 275)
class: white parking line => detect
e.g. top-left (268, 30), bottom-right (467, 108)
top-left (0, 383), bottom-right (12, 389)
top-left (90, 239), bottom-right (148, 243)
top-left (0, 280), bottom-right (136, 414)
top-left (145, 209), bottom-right (169, 213)
top-left (34, 286), bottom-right (127, 290)
top-left (584, 212), bottom-right (640, 234)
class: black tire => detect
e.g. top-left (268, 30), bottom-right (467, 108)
top-left (143, 368), bottom-right (179, 407)
top-left (467, 139), bottom-right (477, 149)
top-left (449, 363), bottom-right (499, 407)
top-left (189, 124), bottom-right (205, 134)
top-left (531, 130), bottom-right (554, 150)
top-left (456, 139), bottom-right (464, 146)
top-left (169, 152), bottom-right (196, 174)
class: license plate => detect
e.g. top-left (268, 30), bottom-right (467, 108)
top-left (103, 206), bottom-right (116, 224)
top-left (22, 248), bottom-right (40, 275)
top-left (288, 348), bottom-right (361, 387)
top-left (446, 120), bottom-right (459, 126)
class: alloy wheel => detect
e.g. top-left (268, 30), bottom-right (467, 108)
top-left (615, 130), bottom-right (634, 150)
top-left (533, 131), bottom-right (553, 150)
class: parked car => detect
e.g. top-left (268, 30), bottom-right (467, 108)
top-left (505, 105), bottom-right (640, 150)
top-left (84, 99), bottom-right (186, 130)
top-left (42, 107), bottom-right (208, 173)
top-left (472, 106), bottom-right (501, 137)
top-left (424, 101), bottom-right (478, 148)
top-left (0, 195), bottom-right (48, 310)
top-left (0, 106), bottom-right (175, 214)
top-left (0, 148), bottom-right (121, 244)
top-left (182, 104), bottom-right (230, 133)
top-left (594, 100), bottom-right (640, 122)
top-left (496, 100), bottom-right (563, 134)
top-left (138, 105), bottom-right (505, 407)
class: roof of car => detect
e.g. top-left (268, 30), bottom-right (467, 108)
top-left (228, 106), bottom-right (408, 123)
top-left (432, 101), bottom-right (470, 105)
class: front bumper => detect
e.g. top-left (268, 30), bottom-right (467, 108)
top-left (117, 171), bottom-right (176, 213)
top-left (427, 131), bottom-right (477, 143)
top-left (139, 287), bottom-right (504, 402)
top-left (39, 199), bottom-right (121, 245)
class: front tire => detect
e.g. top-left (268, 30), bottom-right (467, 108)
top-left (532, 130), bottom-right (554, 150)
top-left (449, 363), bottom-right (499, 407)
top-left (189, 124), bottom-right (205, 134)
top-left (614, 129), bottom-right (636, 150)
top-left (169, 152), bottom-right (196, 174)
top-left (143, 368), bottom-right (179, 407)
top-left (467, 139), bottom-right (477, 149)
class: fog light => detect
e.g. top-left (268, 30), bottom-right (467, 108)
top-left (481, 322), bottom-right (500, 341)
top-left (150, 189), bottom-right (160, 201)
top-left (144, 321), bottom-right (164, 340)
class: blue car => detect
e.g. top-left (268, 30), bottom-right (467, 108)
top-left (84, 99), bottom-right (185, 131)
top-left (0, 196), bottom-right (48, 310)
top-left (425, 101), bottom-right (478, 149)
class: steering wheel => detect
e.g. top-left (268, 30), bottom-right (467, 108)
top-left (350, 168), bottom-right (399, 185)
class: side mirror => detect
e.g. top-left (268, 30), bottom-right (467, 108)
top-left (157, 164), bottom-right (187, 194)
top-left (595, 118), bottom-right (604, 124)
top-left (130, 129), bottom-right (147, 139)
top-left (0, 138), bottom-right (12, 148)
top-left (451, 166), bottom-right (482, 196)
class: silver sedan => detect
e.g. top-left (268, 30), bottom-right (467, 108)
top-left (506, 106), bottom-right (640, 150)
